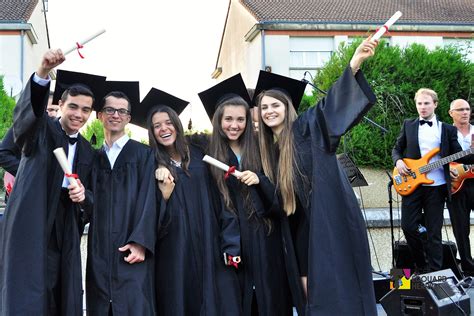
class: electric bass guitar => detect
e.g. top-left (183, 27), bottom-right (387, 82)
top-left (450, 162), bottom-right (474, 194)
top-left (392, 147), bottom-right (473, 196)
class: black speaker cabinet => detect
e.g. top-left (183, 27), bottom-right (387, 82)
top-left (380, 269), bottom-right (470, 315)
top-left (394, 241), bottom-right (462, 279)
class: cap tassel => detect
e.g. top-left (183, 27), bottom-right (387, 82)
top-left (188, 118), bottom-right (193, 131)
top-left (90, 133), bottom-right (97, 146)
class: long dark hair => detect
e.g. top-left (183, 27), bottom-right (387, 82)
top-left (256, 89), bottom-right (298, 216)
top-left (209, 95), bottom-right (267, 226)
top-left (147, 105), bottom-right (190, 179)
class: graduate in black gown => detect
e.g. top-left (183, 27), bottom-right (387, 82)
top-left (138, 88), bottom-right (241, 315)
top-left (0, 49), bottom-right (104, 315)
top-left (254, 38), bottom-right (379, 315)
top-left (86, 82), bottom-right (157, 315)
top-left (199, 74), bottom-right (293, 315)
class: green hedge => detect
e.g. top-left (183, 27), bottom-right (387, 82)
top-left (301, 40), bottom-right (474, 169)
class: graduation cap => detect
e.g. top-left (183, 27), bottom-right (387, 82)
top-left (99, 80), bottom-right (140, 113)
top-left (131, 88), bottom-right (189, 129)
top-left (253, 70), bottom-right (307, 111)
top-left (52, 69), bottom-right (106, 110)
top-left (198, 73), bottom-right (251, 120)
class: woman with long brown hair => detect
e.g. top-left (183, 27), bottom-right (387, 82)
top-left (140, 88), bottom-right (241, 316)
top-left (254, 38), bottom-right (379, 315)
top-left (199, 74), bottom-right (293, 315)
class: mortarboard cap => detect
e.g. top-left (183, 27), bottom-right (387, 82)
top-left (131, 88), bottom-right (189, 129)
top-left (52, 69), bottom-right (106, 110)
top-left (99, 81), bottom-right (140, 113)
top-left (198, 73), bottom-right (251, 120)
top-left (253, 70), bottom-right (306, 111)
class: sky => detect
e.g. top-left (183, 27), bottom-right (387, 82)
top-left (47, 0), bottom-right (230, 137)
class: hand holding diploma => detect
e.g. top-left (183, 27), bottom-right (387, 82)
top-left (203, 155), bottom-right (243, 178)
top-left (53, 148), bottom-right (85, 203)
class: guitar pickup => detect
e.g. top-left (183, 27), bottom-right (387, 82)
top-left (409, 171), bottom-right (417, 179)
top-left (394, 175), bottom-right (402, 185)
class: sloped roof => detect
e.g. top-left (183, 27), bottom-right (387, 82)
top-left (0, 0), bottom-right (39, 22)
top-left (241, 0), bottom-right (474, 25)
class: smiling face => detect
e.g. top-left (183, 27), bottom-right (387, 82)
top-left (221, 105), bottom-right (246, 142)
top-left (59, 94), bottom-right (93, 134)
top-left (98, 96), bottom-right (131, 134)
top-left (260, 95), bottom-right (286, 135)
top-left (152, 112), bottom-right (177, 148)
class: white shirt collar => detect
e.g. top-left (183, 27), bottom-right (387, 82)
top-left (104, 134), bottom-right (130, 151)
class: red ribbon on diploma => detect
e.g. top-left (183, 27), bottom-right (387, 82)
top-left (375, 25), bottom-right (390, 36)
top-left (224, 166), bottom-right (236, 180)
top-left (65, 173), bottom-right (79, 179)
top-left (227, 255), bottom-right (239, 269)
top-left (75, 42), bottom-right (85, 59)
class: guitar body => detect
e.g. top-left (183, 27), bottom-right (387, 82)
top-left (392, 148), bottom-right (440, 196)
top-left (450, 162), bottom-right (474, 194)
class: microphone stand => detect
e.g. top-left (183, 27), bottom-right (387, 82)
top-left (302, 78), bottom-right (389, 134)
top-left (386, 170), bottom-right (396, 268)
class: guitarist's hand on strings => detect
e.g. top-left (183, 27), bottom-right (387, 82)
top-left (396, 159), bottom-right (411, 176)
top-left (450, 168), bottom-right (459, 180)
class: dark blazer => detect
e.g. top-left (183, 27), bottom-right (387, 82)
top-left (392, 117), bottom-right (469, 196)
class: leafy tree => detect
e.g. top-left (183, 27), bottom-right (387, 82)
top-left (0, 76), bottom-right (16, 139)
top-left (302, 40), bottom-right (474, 168)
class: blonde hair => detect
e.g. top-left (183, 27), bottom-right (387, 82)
top-left (414, 88), bottom-right (438, 103)
top-left (256, 89), bottom-right (298, 216)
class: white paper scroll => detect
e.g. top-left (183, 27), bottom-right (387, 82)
top-left (53, 148), bottom-right (78, 187)
top-left (202, 155), bottom-right (243, 178)
top-left (372, 11), bottom-right (402, 41)
top-left (63, 29), bottom-right (106, 56)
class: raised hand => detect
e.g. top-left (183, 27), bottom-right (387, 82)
top-left (349, 36), bottom-right (378, 74)
top-left (37, 49), bottom-right (66, 79)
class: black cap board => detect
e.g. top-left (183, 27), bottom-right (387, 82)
top-left (52, 69), bottom-right (106, 110)
top-left (131, 87), bottom-right (189, 129)
top-left (253, 70), bottom-right (307, 111)
top-left (99, 81), bottom-right (140, 113)
top-left (198, 73), bottom-right (251, 120)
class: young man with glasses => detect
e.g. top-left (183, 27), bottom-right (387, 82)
top-left (86, 86), bottom-right (157, 315)
top-left (447, 99), bottom-right (474, 276)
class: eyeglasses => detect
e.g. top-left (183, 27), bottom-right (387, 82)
top-left (451, 108), bottom-right (471, 112)
top-left (102, 107), bottom-right (131, 116)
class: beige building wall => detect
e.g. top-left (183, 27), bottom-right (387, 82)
top-left (216, 0), bottom-right (259, 83)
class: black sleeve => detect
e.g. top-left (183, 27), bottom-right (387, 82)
top-left (0, 128), bottom-right (21, 175)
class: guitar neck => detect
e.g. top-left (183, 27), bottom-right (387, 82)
top-left (420, 148), bottom-right (474, 173)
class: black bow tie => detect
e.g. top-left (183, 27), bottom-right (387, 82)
top-left (65, 135), bottom-right (78, 145)
top-left (419, 120), bottom-right (433, 127)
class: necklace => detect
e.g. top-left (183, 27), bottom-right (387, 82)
top-left (170, 158), bottom-right (182, 168)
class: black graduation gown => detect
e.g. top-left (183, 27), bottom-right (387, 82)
top-left (0, 127), bottom-right (21, 176)
top-left (224, 149), bottom-right (293, 316)
top-left (291, 67), bottom-right (377, 315)
top-left (86, 140), bottom-right (157, 315)
top-left (155, 145), bottom-right (241, 316)
top-left (0, 76), bottom-right (94, 315)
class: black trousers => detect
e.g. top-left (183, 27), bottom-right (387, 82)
top-left (401, 185), bottom-right (447, 272)
top-left (447, 180), bottom-right (474, 274)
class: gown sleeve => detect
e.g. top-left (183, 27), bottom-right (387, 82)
top-left (0, 128), bottom-right (21, 176)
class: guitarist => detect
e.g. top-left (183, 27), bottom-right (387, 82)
top-left (447, 99), bottom-right (474, 276)
top-left (392, 88), bottom-right (466, 273)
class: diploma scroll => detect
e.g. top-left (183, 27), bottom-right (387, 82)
top-left (372, 11), bottom-right (402, 41)
top-left (202, 155), bottom-right (242, 178)
top-left (63, 29), bottom-right (106, 56)
top-left (53, 148), bottom-right (78, 188)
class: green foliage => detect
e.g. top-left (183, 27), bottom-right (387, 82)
top-left (0, 76), bottom-right (16, 140)
top-left (303, 39), bottom-right (474, 168)
top-left (81, 119), bottom-right (105, 149)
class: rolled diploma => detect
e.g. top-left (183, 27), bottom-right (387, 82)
top-left (372, 11), bottom-right (402, 41)
top-left (63, 29), bottom-right (106, 55)
top-left (202, 155), bottom-right (243, 178)
top-left (53, 148), bottom-right (78, 187)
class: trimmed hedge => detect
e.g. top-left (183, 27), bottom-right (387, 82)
top-left (301, 40), bottom-right (474, 169)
